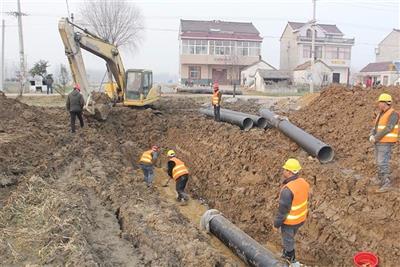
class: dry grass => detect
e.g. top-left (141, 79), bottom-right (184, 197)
top-left (0, 176), bottom-right (92, 265)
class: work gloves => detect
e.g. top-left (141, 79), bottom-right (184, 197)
top-left (369, 135), bottom-right (376, 143)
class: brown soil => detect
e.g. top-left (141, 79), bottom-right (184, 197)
top-left (1, 86), bottom-right (399, 266)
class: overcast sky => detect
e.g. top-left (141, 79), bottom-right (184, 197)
top-left (1, 0), bottom-right (399, 80)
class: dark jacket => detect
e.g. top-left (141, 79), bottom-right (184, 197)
top-left (66, 89), bottom-right (85, 112)
top-left (274, 175), bottom-right (304, 228)
top-left (167, 160), bottom-right (175, 178)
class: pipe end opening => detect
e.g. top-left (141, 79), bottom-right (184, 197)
top-left (256, 118), bottom-right (268, 129)
top-left (242, 118), bottom-right (254, 131)
top-left (318, 146), bottom-right (334, 163)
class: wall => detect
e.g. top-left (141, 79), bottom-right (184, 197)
top-left (241, 61), bottom-right (275, 86)
top-left (331, 67), bottom-right (349, 84)
top-left (293, 63), bottom-right (332, 86)
top-left (280, 26), bottom-right (298, 70)
top-left (376, 31), bottom-right (400, 62)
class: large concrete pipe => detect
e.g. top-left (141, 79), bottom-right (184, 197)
top-left (200, 108), bottom-right (253, 131)
top-left (221, 108), bottom-right (270, 129)
top-left (200, 209), bottom-right (286, 267)
top-left (260, 109), bottom-right (334, 163)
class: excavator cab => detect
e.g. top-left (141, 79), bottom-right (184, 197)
top-left (124, 69), bottom-right (160, 107)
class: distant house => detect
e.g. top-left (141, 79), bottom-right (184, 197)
top-left (358, 61), bottom-right (400, 86)
top-left (179, 19), bottom-right (263, 86)
top-left (293, 60), bottom-right (333, 86)
top-left (375, 29), bottom-right (400, 62)
top-left (254, 69), bottom-right (291, 92)
top-left (280, 21), bottom-right (354, 84)
top-left (240, 59), bottom-right (276, 87)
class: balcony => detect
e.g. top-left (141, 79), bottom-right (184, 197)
top-left (297, 36), bottom-right (355, 45)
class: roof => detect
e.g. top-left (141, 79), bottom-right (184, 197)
top-left (288, 21), bottom-right (343, 35)
top-left (180, 20), bottom-right (262, 41)
top-left (257, 69), bottom-right (290, 79)
top-left (241, 59), bottom-right (277, 72)
top-left (360, 61), bottom-right (399, 72)
top-left (294, 60), bottom-right (333, 71)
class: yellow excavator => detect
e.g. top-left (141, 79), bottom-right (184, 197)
top-left (58, 18), bottom-right (160, 119)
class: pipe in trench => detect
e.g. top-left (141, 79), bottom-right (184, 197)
top-left (259, 109), bottom-right (334, 163)
top-left (221, 108), bottom-right (270, 129)
top-left (200, 209), bottom-right (286, 267)
top-left (199, 108), bottom-right (254, 131)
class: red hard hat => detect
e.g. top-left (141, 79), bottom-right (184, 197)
top-left (74, 83), bottom-right (81, 91)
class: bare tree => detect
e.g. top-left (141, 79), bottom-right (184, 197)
top-left (79, 0), bottom-right (144, 48)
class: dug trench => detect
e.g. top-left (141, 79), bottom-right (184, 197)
top-left (0, 86), bottom-right (399, 266)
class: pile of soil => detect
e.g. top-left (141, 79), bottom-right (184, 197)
top-left (158, 87), bottom-right (399, 266)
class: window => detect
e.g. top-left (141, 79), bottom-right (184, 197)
top-left (188, 66), bottom-right (201, 80)
top-left (306, 29), bottom-right (312, 38)
top-left (326, 46), bottom-right (351, 59)
top-left (182, 39), bottom-right (208, 55)
top-left (237, 41), bottom-right (260, 57)
top-left (210, 40), bottom-right (235, 55)
top-left (303, 45), bottom-right (322, 59)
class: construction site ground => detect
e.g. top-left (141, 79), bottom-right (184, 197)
top-left (0, 86), bottom-right (399, 266)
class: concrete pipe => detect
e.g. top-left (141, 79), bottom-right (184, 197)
top-left (221, 108), bottom-right (270, 129)
top-left (200, 209), bottom-right (286, 267)
top-left (260, 109), bottom-right (334, 163)
top-left (200, 108), bottom-right (253, 131)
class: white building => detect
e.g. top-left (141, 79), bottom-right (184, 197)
top-left (359, 62), bottom-right (400, 86)
top-left (375, 29), bottom-right (400, 62)
top-left (280, 21), bottom-right (354, 84)
top-left (240, 59), bottom-right (276, 87)
top-left (254, 69), bottom-right (291, 92)
top-left (293, 60), bottom-right (332, 86)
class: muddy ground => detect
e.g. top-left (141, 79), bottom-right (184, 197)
top-left (1, 86), bottom-right (399, 266)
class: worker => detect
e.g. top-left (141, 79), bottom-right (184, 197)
top-left (139, 145), bottom-right (160, 187)
top-left (66, 84), bottom-right (85, 133)
top-left (369, 93), bottom-right (399, 193)
top-left (274, 158), bottom-right (310, 265)
top-left (166, 150), bottom-right (189, 202)
top-left (212, 81), bottom-right (222, 121)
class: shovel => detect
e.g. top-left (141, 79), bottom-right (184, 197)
top-left (162, 178), bottom-right (171, 187)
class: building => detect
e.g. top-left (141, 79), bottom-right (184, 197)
top-left (179, 20), bottom-right (263, 85)
top-left (280, 21), bottom-right (354, 84)
top-left (358, 61), bottom-right (400, 86)
top-left (254, 69), bottom-right (291, 92)
top-left (375, 29), bottom-right (400, 62)
top-left (293, 60), bottom-right (332, 86)
top-left (240, 59), bottom-right (276, 87)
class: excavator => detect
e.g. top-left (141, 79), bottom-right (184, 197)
top-left (58, 18), bottom-right (160, 120)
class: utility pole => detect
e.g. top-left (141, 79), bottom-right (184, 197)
top-left (8, 0), bottom-right (28, 95)
top-left (310, 0), bottom-right (316, 93)
top-left (1, 20), bottom-right (5, 92)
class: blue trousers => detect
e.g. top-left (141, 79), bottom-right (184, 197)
top-left (140, 164), bottom-right (154, 185)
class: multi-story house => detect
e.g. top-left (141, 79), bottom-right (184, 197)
top-left (375, 29), bottom-right (400, 62)
top-left (280, 21), bottom-right (354, 84)
top-left (179, 20), bottom-right (263, 85)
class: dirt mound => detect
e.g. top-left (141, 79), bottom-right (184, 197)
top-left (159, 87), bottom-right (400, 266)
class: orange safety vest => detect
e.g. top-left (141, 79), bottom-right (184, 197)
top-left (374, 107), bottom-right (399, 143)
top-left (281, 177), bottom-right (310, 226)
top-left (139, 150), bottom-right (153, 164)
top-left (170, 157), bottom-right (189, 180)
top-left (212, 91), bottom-right (220, 106)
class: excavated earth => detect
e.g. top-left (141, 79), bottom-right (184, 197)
top-left (1, 86), bottom-right (399, 266)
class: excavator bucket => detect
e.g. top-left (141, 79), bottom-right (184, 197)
top-left (85, 92), bottom-right (112, 121)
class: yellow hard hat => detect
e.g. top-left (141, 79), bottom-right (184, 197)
top-left (167, 150), bottom-right (176, 157)
top-left (378, 93), bottom-right (392, 103)
top-left (282, 158), bottom-right (302, 173)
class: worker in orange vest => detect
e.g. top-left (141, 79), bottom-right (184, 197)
top-left (212, 82), bottom-right (222, 121)
top-left (274, 158), bottom-right (310, 265)
top-left (139, 145), bottom-right (160, 187)
top-left (369, 93), bottom-right (399, 192)
top-left (166, 150), bottom-right (190, 202)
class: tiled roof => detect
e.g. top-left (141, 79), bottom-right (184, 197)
top-left (181, 20), bottom-right (260, 34)
top-left (294, 60), bottom-right (333, 71)
top-left (288, 21), bottom-right (343, 34)
top-left (360, 61), bottom-right (398, 72)
top-left (258, 69), bottom-right (290, 79)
